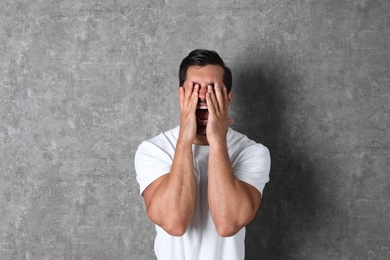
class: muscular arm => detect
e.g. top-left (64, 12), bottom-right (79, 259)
top-left (206, 83), bottom-right (261, 237)
top-left (143, 138), bottom-right (196, 236)
top-left (142, 83), bottom-right (199, 236)
top-left (208, 143), bottom-right (261, 237)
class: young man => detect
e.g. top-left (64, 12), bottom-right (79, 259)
top-left (135, 49), bottom-right (270, 260)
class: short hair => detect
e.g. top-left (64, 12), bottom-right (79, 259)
top-left (178, 49), bottom-right (232, 93)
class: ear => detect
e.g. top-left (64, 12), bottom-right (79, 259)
top-left (227, 90), bottom-right (234, 105)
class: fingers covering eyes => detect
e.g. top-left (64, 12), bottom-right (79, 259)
top-left (207, 83), bottom-right (227, 112)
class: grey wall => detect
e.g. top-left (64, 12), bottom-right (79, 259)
top-left (1, 0), bottom-right (389, 259)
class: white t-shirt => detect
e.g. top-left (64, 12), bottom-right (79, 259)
top-left (135, 126), bottom-right (270, 260)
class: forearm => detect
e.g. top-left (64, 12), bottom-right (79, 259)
top-left (207, 143), bottom-right (257, 236)
top-left (146, 139), bottom-right (196, 235)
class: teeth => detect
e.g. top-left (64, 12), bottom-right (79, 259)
top-left (197, 106), bottom-right (208, 109)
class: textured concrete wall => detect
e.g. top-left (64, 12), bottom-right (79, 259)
top-left (1, 0), bottom-right (389, 259)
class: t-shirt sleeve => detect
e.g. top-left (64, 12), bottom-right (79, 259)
top-left (233, 144), bottom-right (271, 195)
top-left (134, 141), bottom-right (173, 196)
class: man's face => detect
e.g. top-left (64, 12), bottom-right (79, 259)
top-left (183, 65), bottom-right (230, 136)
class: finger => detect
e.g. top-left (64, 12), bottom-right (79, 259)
top-left (214, 82), bottom-right (228, 110)
top-left (206, 85), bottom-right (217, 114)
top-left (185, 81), bottom-right (194, 100)
top-left (190, 83), bottom-right (199, 110)
top-left (178, 87), bottom-right (185, 110)
top-left (213, 82), bottom-right (223, 109)
top-left (206, 92), bottom-right (214, 115)
top-left (209, 84), bottom-right (219, 108)
top-left (222, 85), bottom-right (228, 107)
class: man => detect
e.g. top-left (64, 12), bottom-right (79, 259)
top-left (135, 49), bottom-right (270, 260)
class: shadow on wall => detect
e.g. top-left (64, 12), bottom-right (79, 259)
top-left (231, 51), bottom-right (317, 260)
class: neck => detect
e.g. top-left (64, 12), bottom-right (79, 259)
top-left (193, 135), bottom-right (209, 146)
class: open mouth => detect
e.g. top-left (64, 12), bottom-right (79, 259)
top-left (196, 103), bottom-right (208, 125)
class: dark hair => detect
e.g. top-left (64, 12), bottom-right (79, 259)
top-left (179, 49), bottom-right (232, 93)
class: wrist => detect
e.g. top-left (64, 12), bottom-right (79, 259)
top-left (177, 134), bottom-right (194, 147)
top-left (207, 130), bottom-right (228, 147)
top-left (208, 137), bottom-right (228, 150)
top-left (178, 126), bottom-right (196, 145)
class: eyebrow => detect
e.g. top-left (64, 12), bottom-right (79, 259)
top-left (193, 82), bottom-right (215, 87)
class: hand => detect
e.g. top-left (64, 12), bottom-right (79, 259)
top-left (178, 82), bottom-right (199, 144)
top-left (206, 82), bottom-right (231, 146)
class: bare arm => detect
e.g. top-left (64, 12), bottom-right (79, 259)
top-left (143, 139), bottom-right (196, 236)
top-left (206, 83), bottom-right (261, 237)
top-left (208, 143), bottom-right (261, 237)
top-left (142, 83), bottom-right (199, 236)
